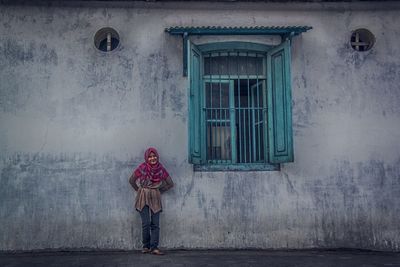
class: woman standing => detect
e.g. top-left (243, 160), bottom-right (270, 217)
top-left (129, 147), bottom-right (174, 255)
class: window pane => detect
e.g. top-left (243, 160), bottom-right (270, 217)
top-left (234, 79), bottom-right (265, 163)
top-left (207, 124), bottom-right (231, 161)
top-left (205, 82), bottom-right (229, 116)
top-left (204, 54), bottom-right (263, 76)
top-left (204, 52), bottom-right (266, 164)
top-left (205, 82), bottom-right (231, 162)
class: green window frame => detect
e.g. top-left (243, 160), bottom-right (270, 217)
top-left (188, 41), bottom-right (294, 171)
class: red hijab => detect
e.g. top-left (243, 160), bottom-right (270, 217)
top-left (134, 147), bottom-right (169, 183)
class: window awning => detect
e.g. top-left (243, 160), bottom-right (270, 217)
top-left (165, 26), bottom-right (312, 76)
top-left (165, 26), bottom-right (312, 38)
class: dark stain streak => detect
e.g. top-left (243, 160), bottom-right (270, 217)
top-left (0, 152), bottom-right (138, 249)
top-left (282, 171), bottom-right (298, 196)
top-left (356, 160), bottom-right (386, 190)
top-left (222, 173), bottom-right (256, 221)
top-left (138, 52), bottom-right (174, 119)
top-left (0, 73), bottom-right (55, 114)
top-left (309, 158), bottom-right (400, 250)
top-left (38, 44), bottom-right (58, 65)
top-left (169, 84), bottom-right (184, 113)
top-left (0, 39), bottom-right (58, 67)
top-left (336, 43), bottom-right (376, 69)
top-left (117, 54), bottom-right (134, 73)
top-left (196, 190), bottom-right (206, 211)
top-left (292, 95), bottom-right (314, 135)
top-left (180, 174), bottom-right (195, 210)
top-left (374, 62), bottom-right (400, 83)
top-left (66, 48), bottom-right (136, 118)
top-left (301, 74), bottom-right (307, 89)
top-left (0, 39), bottom-right (35, 66)
top-left (294, 74), bottom-right (307, 91)
top-left (161, 89), bottom-right (167, 119)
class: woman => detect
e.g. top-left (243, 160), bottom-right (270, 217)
top-left (129, 147), bottom-right (174, 255)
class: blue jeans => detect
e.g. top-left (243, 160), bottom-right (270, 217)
top-left (138, 205), bottom-right (160, 250)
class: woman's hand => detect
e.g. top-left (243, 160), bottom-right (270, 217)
top-left (160, 176), bottom-right (174, 193)
top-left (129, 174), bottom-right (140, 191)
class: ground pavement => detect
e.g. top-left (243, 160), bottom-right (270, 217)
top-left (0, 249), bottom-right (399, 267)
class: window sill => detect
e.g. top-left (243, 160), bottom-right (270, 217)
top-left (193, 163), bottom-right (280, 172)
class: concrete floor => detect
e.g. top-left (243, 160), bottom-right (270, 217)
top-left (0, 250), bottom-right (399, 267)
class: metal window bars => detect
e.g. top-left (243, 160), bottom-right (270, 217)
top-left (204, 52), bottom-right (266, 164)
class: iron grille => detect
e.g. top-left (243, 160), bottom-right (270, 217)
top-left (203, 51), bottom-right (267, 164)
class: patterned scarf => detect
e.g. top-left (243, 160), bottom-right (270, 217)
top-left (134, 147), bottom-right (169, 183)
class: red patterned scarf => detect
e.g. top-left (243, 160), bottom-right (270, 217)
top-left (134, 147), bottom-right (169, 183)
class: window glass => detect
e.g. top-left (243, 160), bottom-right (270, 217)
top-left (205, 82), bottom-right (231, 162)
top-left (204, 54), bottom-right (264, 76)
top-left (234, 80), bottom-right (265, 163)
top-left (204, 53), bottom-right (266, 164)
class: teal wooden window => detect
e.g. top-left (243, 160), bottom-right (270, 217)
top-left (188, 41), bottom-right (294, 171)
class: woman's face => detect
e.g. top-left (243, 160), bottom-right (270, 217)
top-left (147, 152), bottom-right (158, 165)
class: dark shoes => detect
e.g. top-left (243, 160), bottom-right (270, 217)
top-left (141, 247), bottom-right (151, 254)
top-left (142, 247), bottom-right (164, 255)
top-left (151, 248), bottom-right (165, 255)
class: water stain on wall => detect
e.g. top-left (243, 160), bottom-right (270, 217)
top-left (138, 52), bottom-right (174, 119)
top-left (0, 152), bottom-right (138, 250)
top-left (0, 39), bottom-right (35, 66)
top-left (308, 158), bottom-right (400, 250)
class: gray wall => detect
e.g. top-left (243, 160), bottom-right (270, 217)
top-left (1, 1), bottom-right (400, 251)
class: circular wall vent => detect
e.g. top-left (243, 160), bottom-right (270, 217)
top-left (94, 27), bottom-right (120, 52)
top-left (350, 28), bottom-right (375, 52)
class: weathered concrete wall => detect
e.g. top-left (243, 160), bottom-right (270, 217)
top-left (1, 2), bottom-right (400, 251)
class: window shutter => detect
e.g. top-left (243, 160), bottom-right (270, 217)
top-left (188, 41), bottom-right (203, 164)
top-left (267, 40), bottom-right (294, 163)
